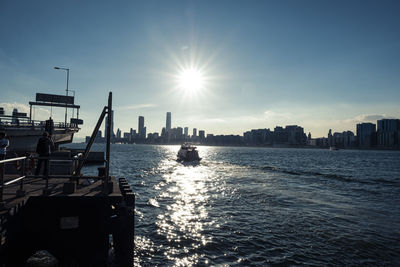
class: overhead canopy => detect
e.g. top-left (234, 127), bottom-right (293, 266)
top-left (29, 93), bottom-right (80, 109)
top-left (36, 93), bottom-right (74, 104)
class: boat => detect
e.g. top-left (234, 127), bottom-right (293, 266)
top-left (177, 143), bottom-right (201, 161)
top-left (0, 92), bottom-right (82, 153)
top-left (330, 146), bottom-right (340, 151)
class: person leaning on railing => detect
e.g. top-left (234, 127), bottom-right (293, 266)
top-left (0, 132), bottom-right (9, 160)
top-left (35, 132), bottom-right (54, 177)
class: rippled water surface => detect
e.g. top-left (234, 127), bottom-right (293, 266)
top-left (72, 144), bottom-right (400, 266)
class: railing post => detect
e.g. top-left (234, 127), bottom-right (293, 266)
top-left (0, 161), bottom-right (5, 208)
top-left (43, 157), bottom-right (51, 196)
top-left (17, 158), bottom-right (26, 197)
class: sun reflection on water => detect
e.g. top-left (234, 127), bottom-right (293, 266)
top-left (153, 146), bottom-right (214, 266)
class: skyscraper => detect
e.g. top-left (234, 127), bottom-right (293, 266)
top-left (138, 116), bottom-right (145, 139)
top-left (377, 119), bottom-right (400, 148)
top-left (193, 128), bottom-right (197, 138)
top-left (184, 127), bottom-right (188, 137)
top-left (356, 123), bottom-right (376, 147)
top-left (166, 112), bottom-right (171, 132)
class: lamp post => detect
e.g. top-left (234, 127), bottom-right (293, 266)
top-left (54, 66), bottom-right (69, 127)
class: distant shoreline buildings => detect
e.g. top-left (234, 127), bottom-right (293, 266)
top-left (85, 112), bottom-right (400, 150)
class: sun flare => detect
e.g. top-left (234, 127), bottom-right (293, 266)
top-left (178, 68), bottom-right (204, 93)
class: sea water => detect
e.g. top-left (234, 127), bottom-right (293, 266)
top-left (72, 144), bottom-right (400, 266)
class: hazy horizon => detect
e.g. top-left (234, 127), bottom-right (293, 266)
top-left (1, 0), bottom-right (399, 138)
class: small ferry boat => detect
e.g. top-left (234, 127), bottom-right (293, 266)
top-left (0, 92), bottom-right (82, 153)
top-left (177, 143), bottom-right (201, 162)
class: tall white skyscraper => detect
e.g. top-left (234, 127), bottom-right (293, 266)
top-left (166, 112), bottom-right (171, 132)
top-left (138, 116), bottom-right (145, 139)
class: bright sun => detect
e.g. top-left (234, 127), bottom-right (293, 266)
top-left (178, 68), bottom-right (204, 92)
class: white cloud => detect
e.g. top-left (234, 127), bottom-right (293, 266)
top-left (0, 102), bottom-right (50, 119)
top-left (343, 114), bottom-right (394, 124)
top-left (0, 102), bottom-right (30, 113)
top-left (117, 104), bottom-right (157, 110)
top-left (263, 110), bottom-right (292, 120)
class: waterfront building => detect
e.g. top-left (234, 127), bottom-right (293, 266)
top-left (356, 123), bottom-right (376, 148)
top-left (138, 116), bottom-right (146, 139)
top-left (342, 131), bottom-right (356, 148)
top-left (199, 130), bottom-right (205, 140)
top-left (243, 129), bottom-right (272, 145)
top-left (147, 132), bottom-right (159, 141)
top-left (377, 119), bottom-right (400, 148)
top-left (286, 125), bottom-right (306, 145)
top-left (166, 112), bottom-right (171, 132)
top-left (116, 128), bottom-right (121, 139)
top-left (273, 126), bottom-right (289, 144)
top-left (176, 127), bottom-right (183, 139)
top-left (130, 128), bottom-right (137, 139)
top-left (205, 134), bottom-right (242, 145)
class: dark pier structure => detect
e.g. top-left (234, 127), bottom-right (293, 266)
top-left (0, 92), bottom-right (134, 266)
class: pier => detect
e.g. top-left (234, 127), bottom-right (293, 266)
top-left (0, 92), bottom-right (134, 266)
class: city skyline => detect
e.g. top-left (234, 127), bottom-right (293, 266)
top-left (107, 111), bottom-right (400, 143)
top-left (1, 1), bottom-right (400, 139)
top-left (91, 110), bottom-right (399, 149)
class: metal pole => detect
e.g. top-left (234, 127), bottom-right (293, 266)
top-left (65, 69), bottom-right (69, 128)
top-left (106, 92), bottom-right (112, 183)
top-left (0, 162), bottom-right (4, 205)
top-left (74, 106), bottom-right (107, 176)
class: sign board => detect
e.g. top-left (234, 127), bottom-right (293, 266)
top-left (36, 93), bottom-right (74, 104)
top-left (70, 118), bottom-right (84, 125)
top-left (12, 112), bottom-right (27, 117)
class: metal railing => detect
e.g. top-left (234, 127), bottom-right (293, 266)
top-left (0, 155), bottom-right (109, 209)
top-left (0, 118), bottom-right (79, 130)
top-left (0, 156), bottom-right (27, 209)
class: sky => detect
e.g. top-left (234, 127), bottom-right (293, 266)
top-left (1, 0), bottom-right (399, 140)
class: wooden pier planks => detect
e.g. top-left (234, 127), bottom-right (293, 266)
top-left (0, 175), bottom-right (121, 216)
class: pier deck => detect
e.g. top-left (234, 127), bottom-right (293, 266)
top-left (0, 174), bottom-right (121, 216)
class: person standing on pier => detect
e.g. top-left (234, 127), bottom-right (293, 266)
top-left (35, 132), bottom-right (54, 177)
top-left (0, 132), bottom-right (9, 160)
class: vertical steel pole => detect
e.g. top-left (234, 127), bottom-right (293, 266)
top-left (105, 92), bottom-right (112, 185)
top-left (0, 162), bottom-right (4, 204)
top-left (29, 104), bottom-right (32, 123)
top-left (65, 69), bottom-right (69, 128)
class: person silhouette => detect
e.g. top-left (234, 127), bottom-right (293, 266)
top-left (35, 132), bottom-right (54, 177)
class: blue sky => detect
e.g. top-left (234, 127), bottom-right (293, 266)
top-left (1, 0), bottom-right (399, 139)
